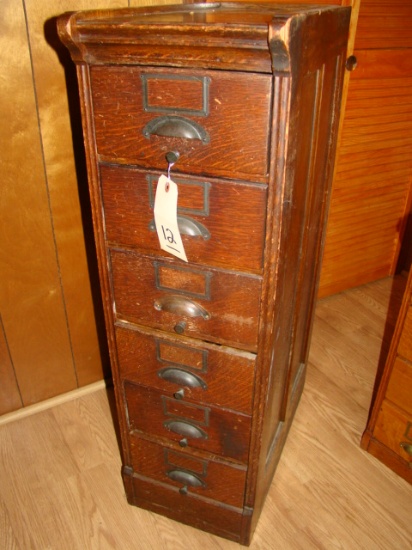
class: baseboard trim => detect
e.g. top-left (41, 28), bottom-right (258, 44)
top-left (0, 379), bottom-right (108, 426)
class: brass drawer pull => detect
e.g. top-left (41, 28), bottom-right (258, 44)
top-left (158, 367), bottom-right (207, 390)
top-left (173, 389), bottom-right (185, 400)
top-left (154, 295), bottom-right (211, 320)
top-left (165, 150), bottom-right (180, 165)
top-left (400, 442), bottom-right (412, 456)
top-left (167, 469), bottom-right (206, 489)
top-left (149, 215), bottom-right (210, 239)
top-left (174, 321), bottom-right (186, 335)
top-left (143, 115), bottom-right (210, 143)
top-left (164, 419), bottom-right (208, 440)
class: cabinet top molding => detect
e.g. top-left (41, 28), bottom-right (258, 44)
top-left (57, 2), bottom-right (351, 73)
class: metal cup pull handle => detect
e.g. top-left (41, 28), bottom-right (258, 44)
top-left (149, 216), bottom-right (210, 240)
top-left (143, 115), bottom-right (210, 143)
top-left (164, 419), bottom-right (208, 440)
top-left (158, 367), bottom-right (207, 390)
top-left (167, 469), bottom-right (206, 489)
top-left (154, 295), bottom-right (210, 320)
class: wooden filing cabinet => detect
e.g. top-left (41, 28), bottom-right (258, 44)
top-left (362, 268), bottom-right (412, 484)
top-left (58, 3), bottom-right (350, 544)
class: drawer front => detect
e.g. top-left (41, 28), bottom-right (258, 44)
top-left (125, 472), bottom-right (243, 542)
top-left (100, 164), bottom-right (267, 272)
top-left (398, 304), bottom-right (412, 362)
top-left (91, 66), bottom-right (271, 181)
top-left (124, 382), bottom-right (251, 463)
top-left (129, 436), bottom-right (246, 508)
top-left (110, 250), bottom-right (261, 350)
top-left (374, 400), bottom-right (412, 464)
top-left (115, 325), bottom-right (255, 414)
top-left (386, 357), bottom-right (412, 416)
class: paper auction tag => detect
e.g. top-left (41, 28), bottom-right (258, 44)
top-left (154, 175), bottom-right (188, 262)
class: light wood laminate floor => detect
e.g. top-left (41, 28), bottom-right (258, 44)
top-left (1, 277), bottom-right (411, 549)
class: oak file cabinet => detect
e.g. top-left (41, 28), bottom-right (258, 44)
top-left (58, 3), bottom-right (350, 545)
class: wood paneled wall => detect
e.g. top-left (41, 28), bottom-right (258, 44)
top-left (1, 0), bottom-right (411, 413)
top-left (0, 0), bottom-right (176, 415)
top-left (319, 0), bottom-right (412, 296)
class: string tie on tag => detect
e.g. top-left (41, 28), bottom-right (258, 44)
top-left (165, 151), bottom-right (179, 182)
top-left (167, 161), bottom-right (174, 181)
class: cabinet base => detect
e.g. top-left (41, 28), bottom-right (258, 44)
top-left (361, 431), bottom-right (412, 484)
top-left (122, 468), bottom-right (250, 544)
top-left (121, 364), bottom-right (307, 546)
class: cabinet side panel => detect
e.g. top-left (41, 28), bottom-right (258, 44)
top-left (244, 17), bottom-right (349, 543)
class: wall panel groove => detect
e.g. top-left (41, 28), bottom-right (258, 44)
top-left (0, 0), bottom-right (183, 413)
top-left (319, 0), bottom-right (412, 297)
top-left (22, 0), bottom-right (79, 386)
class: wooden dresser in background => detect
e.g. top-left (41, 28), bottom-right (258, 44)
top-left (362, 268), bottom-right (412, 484)
top-left (58, 3), bottom-right (350, 544)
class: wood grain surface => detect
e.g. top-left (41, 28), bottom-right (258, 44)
top-left (319, 0), bottom-right (412, 296)
top-left (0, 0), bottom-right (78, 406)
top-left (91, 66), bottom-right (272, 181)
top-left (110, 249), bottom-right (262, 350)
top-left (0, 316), bottom-right (21, 415)
top-left (115, 323), bottom-right (256, 413)
top-left (2, 0), bottom-right (411, 416)
top-left (0, 277), bottom-right (411, 549)
top-left (362, 266), bottom-right (412, 481)
top-left (23, 0), bottom-right (116, 389)
top-left (100, 164), bottom-right (267, 272)
top-left (0, 0), bottom-right (178, 413)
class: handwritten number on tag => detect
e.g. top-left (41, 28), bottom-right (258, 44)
top-left (154, 175), bottom-right (188, 262)
top-left (161, 225), bottom-right (180, 252)
top-left (162, 225), bottom-right (175, 244)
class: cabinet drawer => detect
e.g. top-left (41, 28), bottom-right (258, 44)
top-left (110, 250), bottom-right (261, 351)
top-left (374, 400), bottom-right (412, 464)
top-left (91, 66), bottom-right (271, 181)
top-left (129, 436), bottom-right (246, 508)
top-left (398, 304), bottom-right (412, 361)
top-left (115, 325), bottom-right (255, 414)
top-left (386, 357), bottom-right (412, 415)
top-left (101, 164), bottom-right (267, 272)
top-left (124, 382), bottom-right (251, 463)
top-left (124, 472), bottom-right (243, 542)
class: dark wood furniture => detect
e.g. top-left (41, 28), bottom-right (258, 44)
top-left (362, 268), bottom-right (412, 484)
top-left (58, 3), bottom-right (350, 544)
